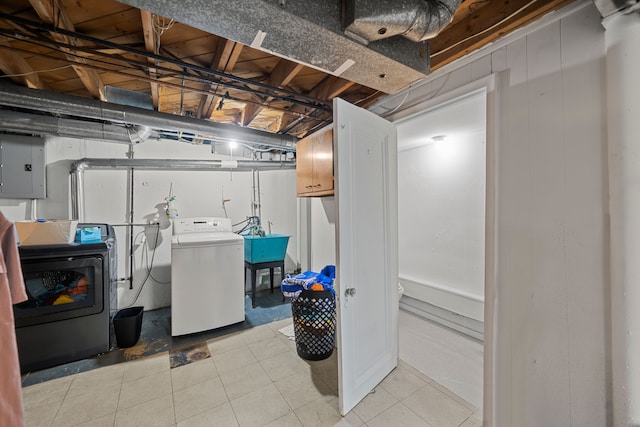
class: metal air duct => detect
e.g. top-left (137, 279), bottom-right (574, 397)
top-left (343, 0), bottom-right (462, 43)
top-left (117, 0), bottom-right (430, 94)
top-left (0, 110), bottom-right (153, 143)
top-left (593, 0), bottom-right (640, 18)
top-left (0, 81), bottom-right (297, 150)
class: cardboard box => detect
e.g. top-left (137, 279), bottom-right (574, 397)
top-left (16, 220), bottom-right (78, 246)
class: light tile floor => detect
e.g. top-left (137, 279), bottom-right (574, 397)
top-left (22, 317), bottom-right (482, 427)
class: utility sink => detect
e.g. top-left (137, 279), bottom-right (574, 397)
top-left (243, 234), bottom-right (289, 263)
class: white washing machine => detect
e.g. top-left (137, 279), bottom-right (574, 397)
top-left (171, 217), bottom-right (245, 336)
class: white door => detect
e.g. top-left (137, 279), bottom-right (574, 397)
top-left (334, 97), bottom-right (399, 415)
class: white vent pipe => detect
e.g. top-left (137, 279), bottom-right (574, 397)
top-left (69, 158), bottom-right (295, 220)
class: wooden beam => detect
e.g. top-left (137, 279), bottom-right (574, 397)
top-left (240, 97), bottom-right (264, 127)
top-left (140, 9), bottom-right (159, 110)
top-left (429, 0), bottom-right (577, 70)
top-left (277, 75), bottom-right (354, 134)
top-left (0, 41), bottom-right (46, 89)
top-left (28, 0), bottom-right (105, 99)
top-left (267, 59), bottom-right (304, 88)
top-left (241, 59), bottom-right (304, 127)
top-left (197, 39), bottom-right (243, 119)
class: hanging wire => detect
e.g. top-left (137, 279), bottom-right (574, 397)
top-left (0, 64), bottom-right (73, 79)
top-left (120, 223), bottom-right (164, 308)
top-left (142, 225), bottom-right (169, 285)
top-left (152, 14), bottom-right (175, 56)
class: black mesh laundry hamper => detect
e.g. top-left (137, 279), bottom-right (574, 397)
top-left (291, 289), bottom-right (336, 361)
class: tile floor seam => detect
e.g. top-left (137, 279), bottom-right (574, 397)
top-left (168, 358), bottom-right (178, 427)
top-left (113, 372), bottom-right (125, 426)
top-left (60, 369), bottom-right (124, 427)
top-left (48, 376), bottom-right (73, 427)
top-left (457, 412), bottom-right (475, 427)
top-left (178, 398), bottom-right (234, 426)
top-left (214, 399), bottom-right (241, 427)
top-left (117, 371), bottom-right (173, 412)
top-left (398, 399), bottom-right (435, 427)
top-left (271, 372), bottom-right (298, 415)
top-left (213, 361), bottom-right (239, 418)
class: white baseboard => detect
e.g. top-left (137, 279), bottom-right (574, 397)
top-left (399, 274), bottom-right (484, 322)
top-left (400, 295), bottom-right (484, 342)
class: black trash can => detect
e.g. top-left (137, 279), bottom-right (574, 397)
top-left (291, 289), bottom-right (335, 361)
top-left (113, 306), bottom-right (144, 348)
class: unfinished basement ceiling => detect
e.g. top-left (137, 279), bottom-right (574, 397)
top-left (0, 0), bottom-right (577, 144)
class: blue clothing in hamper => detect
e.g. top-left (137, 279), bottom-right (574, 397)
top-left (281, 265), bottom-right (335, 299)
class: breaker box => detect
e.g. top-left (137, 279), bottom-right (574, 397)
top-left (0, 135), bottom-right (46, 199)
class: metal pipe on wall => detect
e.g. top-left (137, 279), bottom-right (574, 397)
top-left (70, 158), bottom-right (295, 220)
top-left (128, 168), bottom-right (135, 290)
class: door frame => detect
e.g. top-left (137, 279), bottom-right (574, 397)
top-left (385, 71), bottom-right (505, 425)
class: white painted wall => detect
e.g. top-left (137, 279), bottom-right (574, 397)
top-left (396, 93), bottom-right (486, 322)
top-left (0, 136), bottom-right (298, 311)
top-left (604, 11), bottom-right (640, 426)
top-left (372, 2), bottom-right (608, 425)
top-left (309, 197), bottom-right (336, 272)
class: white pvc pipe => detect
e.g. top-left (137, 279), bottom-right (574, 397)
top-left (604, 10), bottom-right (640, 427)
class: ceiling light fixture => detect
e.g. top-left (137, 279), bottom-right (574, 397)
top-left (431, 135), bottom-right (447, 142)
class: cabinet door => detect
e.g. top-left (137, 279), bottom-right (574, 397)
top-left (296, 126), bottom-right (334, 197)
top-left (311, 127), bottom-right (334, 196)
top-left (296, 134), bottom-right (314, 195)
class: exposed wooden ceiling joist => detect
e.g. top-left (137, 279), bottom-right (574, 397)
top-left (0, 40), bottom-right (45, 89)
top-left (140, 9), bottom-right (159, 109)
top-left (279, 75), bottom-right (355, 136)
top-left (197, 39), bottom-right (244, 119)
top-left (242, 59), bottom-right (305, 128)
top-left (28, 0), bottom-right (105, 99)
top-left (0, 0), bottom-right (580, 141)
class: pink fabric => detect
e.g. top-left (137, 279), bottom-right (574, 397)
top-left (0, 211), bottom-right (27, 427)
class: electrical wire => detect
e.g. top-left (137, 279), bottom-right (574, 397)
top-left (152, 14), bottom-right (175, 56)
top-left (120, 223), bottom-right (163, 308)
top-left (233, 218), bottom-right (250, 227)
top-left (380, 87), bottom-right (412, 116)
top-left (0, 64), bottom-right (73, 78)
top-left (142, 225), bottom-right (169, 285)
top-left (0, 13), bottom-right (332, 110)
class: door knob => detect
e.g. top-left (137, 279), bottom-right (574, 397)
top-left (345, 287), bottom-right (356, 297)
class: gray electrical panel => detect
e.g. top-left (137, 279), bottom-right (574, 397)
top-left (0, 135), bottom-right (46, 199)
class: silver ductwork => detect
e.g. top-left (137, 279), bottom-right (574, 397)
top-left (70, 157), bottom-right (295, 220)
top-left (0, 110), bottom-right (153, 143)
top-left (0, 82), bottom-right (297, 150)
top-left (117, 0), bottom-right (431, 94)
top-left (344, 0), bottom-right (462, 43)
top-left (593, 0), bottom-right (640, 18)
